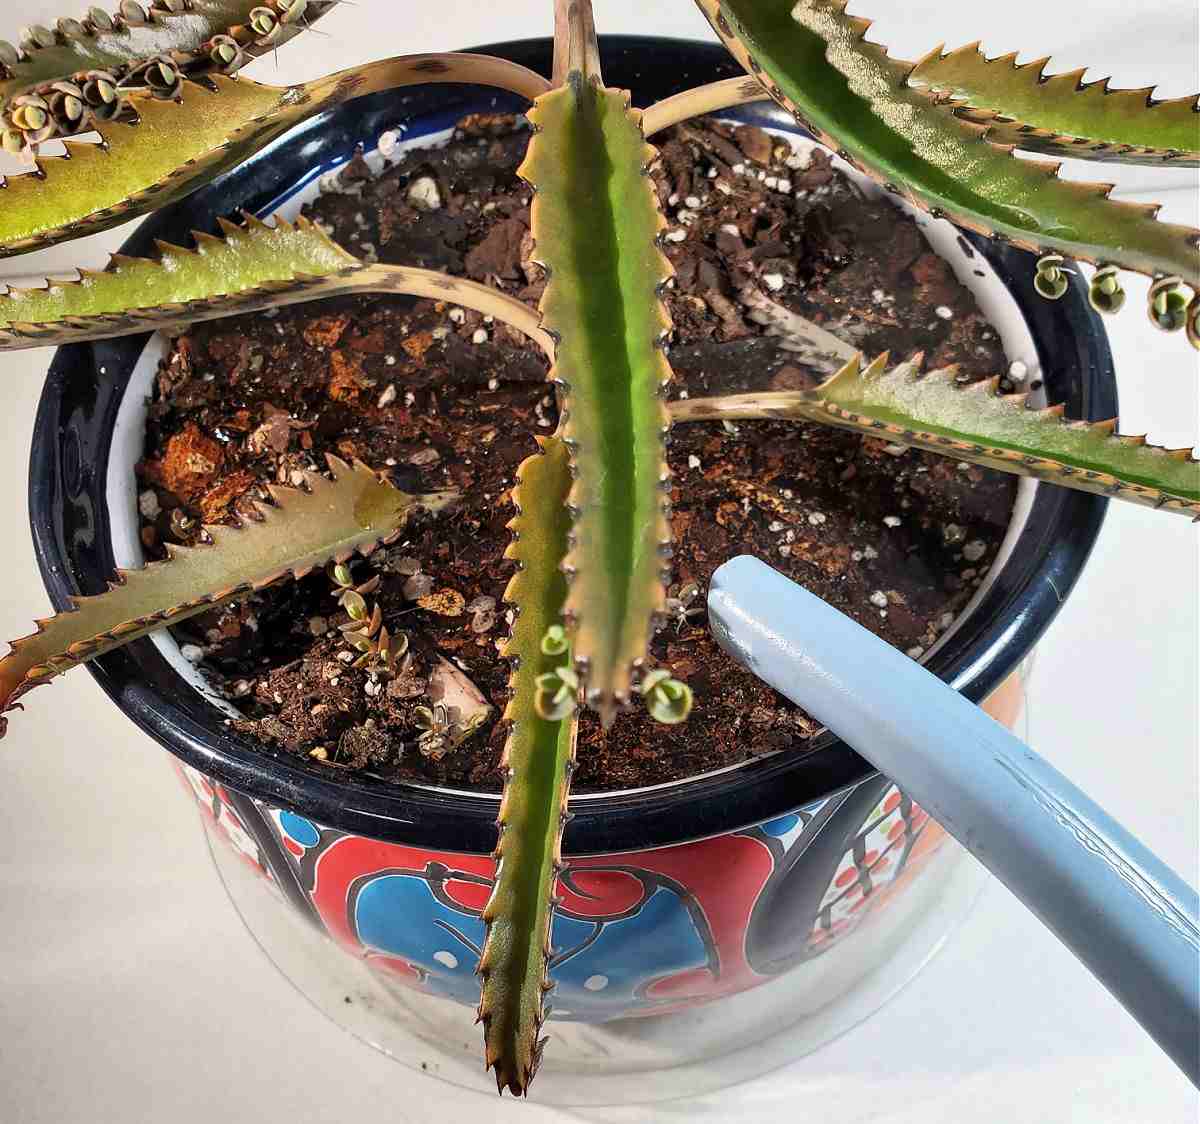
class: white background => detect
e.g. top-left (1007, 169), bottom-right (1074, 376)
top-left (0, 2), bottom-right (1197, 1121)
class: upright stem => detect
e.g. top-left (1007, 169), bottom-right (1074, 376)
top-left (553, 0), bottom-right (603, 87)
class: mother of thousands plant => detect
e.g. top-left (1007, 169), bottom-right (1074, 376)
top-left (0, 0), bottom-right (1196, 1095)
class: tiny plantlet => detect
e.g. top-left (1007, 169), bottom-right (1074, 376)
top-left (0, 0), bottom-right (1196, 1096)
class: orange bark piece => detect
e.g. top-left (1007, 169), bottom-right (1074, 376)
top-left (401, 331), bottom-right (435, 361)
top-left (153, 423), bottom-right (225, 501)
top-left (199, 469), bottom-right (257, 523)
top-left (328, 350), bottom-right (368, 402)
top-left (303, 314), bottom-right (351, 349)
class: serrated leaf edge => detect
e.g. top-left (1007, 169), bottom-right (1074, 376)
top-left (0, 456), bottom-right (451, 737)
top-left (906, 41), bottom-right (1200, 166)
top-left (670, 354), bottom-right (1200, 516)
top-left (477, 436), bottom-right (577, 1097)
top-left (695, 0), bottom-right (1200, 291)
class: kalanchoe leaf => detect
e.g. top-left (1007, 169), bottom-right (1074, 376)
top-left (0, 212), bottom-right (356, 339)
top-left (906, 42), bottom-right (1200, 167)
top-left (0, 212), bottom-right (555, 354)
top-left (0, 53), bottom-right (550, 259)
top-left (671, 356), bottom-right (1200, 517)
top-left (694, 0), bottom-right (1199, 321)
top-left (0, 457), bottom-right (454, 739)
top-left (519, 59), bottom-right (673, 727)
top-left (478, 437), bottom-right (577, 1098)
top-left (0, 1), bottom-right (340, 105)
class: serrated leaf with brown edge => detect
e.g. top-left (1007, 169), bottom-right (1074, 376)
top-left (478, 436), bottom-right (577, 1098)
top-left (0, 1), bottom-right (340, 106)
top-left (0, 212), bottom-right (555, 355)
top-left (694, 0), bottom-right (1198, 295)
top-left (0, 457), bottom-right (454, 739)
top-left (670, 355), bottom-right (1200, 516)
top-left (519, 59), bottom-right (673, 727)
top-left (0, 53), bottom-right (550, 258)
top-left (907, 43), bottom-right (1199, 167)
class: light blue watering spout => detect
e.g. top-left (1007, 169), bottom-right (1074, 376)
top-left (708, 555), bottom-right (1200, 1086)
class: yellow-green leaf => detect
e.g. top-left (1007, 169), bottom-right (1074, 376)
top-left (0, 458), bottom-right (453, 738)
top-left (0, 54), bottom-right (550, 258)
top-left (478, 437), bottom-right (577, 1098)
top-left (0, 1), bottom-right (338, 105)
top-left (0, 211), bottom-right (556, 354)
top-left (519, 77), bottom-right (672, 726)
top-left (0, 76), bottom-right (292, 257)
top-left (671, 356), bottom-right (1200, 516)
top-left (908, 44), bottom-right (1200, 166)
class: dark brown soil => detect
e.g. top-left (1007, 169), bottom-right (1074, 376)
top-left (137, 114), bottom-right (1015, 793)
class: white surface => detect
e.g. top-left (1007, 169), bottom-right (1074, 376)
top-left (0, 2), bottom-right (1197, 1121)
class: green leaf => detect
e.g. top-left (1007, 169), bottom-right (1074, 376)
top-left (0, 54), bottom-right (550, 258)
top-left (0, 212), bottom-right (556, 354)
top-left (695, 0), bottom-right (1199, 289)
top-left (0, 458), bottom-right (453, 739)
top-left (478, 437), bottom-right (577, 1098)
top-left (519, 75), bottom-right (673, 726)
top-left (0, 1), bottom-right (339, 105)
top-left (671, 356), bottom-right (1200, 516)
top-left (0, 75), bottom-right (291, 257)
top-left (0, 212), bottom-right (356, 331)
top-left (908, 44), bottom-right (1200, 167)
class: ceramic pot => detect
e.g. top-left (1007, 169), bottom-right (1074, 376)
top-left (30, 35), bottom-right (1111, 1105)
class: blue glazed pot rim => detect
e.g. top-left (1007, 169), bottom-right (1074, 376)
top-left (28, 36), bottom-right (1111, 855)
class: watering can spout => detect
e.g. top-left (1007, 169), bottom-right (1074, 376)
top-left (708, 555), bottom-right (1200, 1087)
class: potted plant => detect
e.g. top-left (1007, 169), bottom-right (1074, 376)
top-left (2, 0), bottom-right (1196, 1100)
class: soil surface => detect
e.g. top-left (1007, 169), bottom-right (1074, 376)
top-left (138, 114), bottom-right (1016, 793)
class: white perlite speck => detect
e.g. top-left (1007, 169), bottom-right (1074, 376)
top-left (883, 515), bottom-right (902, 527)
top-left (181, 644), bottom-right (205, 664)
top-left (935, 305), bottom-right (953, 320)
top-left (664, 229), bottom-right (687, 243)
top-left (807, 512), bottom-right (827, 525)
top-left (471, 328), bottom-right (488, 344)
top-left (962, 539), bottom-right (987, 562)
top-left (1007, 359), bottom-right (1029, 382)
top-left (138, 490), bottom-right (160, 519)
top-left (687, 455), bottom-right (702, 470)
top-left (762, 273), bottom-right (785, 292)
top-left (407, 175), bottom-right (442, 211)
top-left (869, 590), bottom-right (889, 609)
top-left (377, 384), bottom-right (397, 408)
